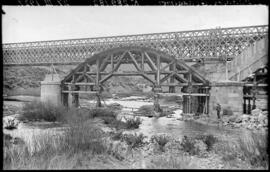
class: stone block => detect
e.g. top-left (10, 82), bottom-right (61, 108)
top-left (251, 109), bottom-right (262, 116)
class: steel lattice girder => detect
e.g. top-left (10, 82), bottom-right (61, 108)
top-left (3, 25), bottom-right (268, 66)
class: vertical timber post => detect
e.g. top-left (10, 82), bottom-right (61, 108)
top-left (252, 74), bottom-right (256, 110)
top-left (169, 62), bottom-right (176, 93)
top-left (188, 73), bottom-right (192, 114)
top-left (154, 55), bottom-right (162, 113)
top-left (96, 58), bottom-right (102, 107)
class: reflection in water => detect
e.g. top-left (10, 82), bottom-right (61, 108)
top-left (4, 96), bottom-right (266, 141)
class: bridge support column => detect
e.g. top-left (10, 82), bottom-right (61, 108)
top-left (209, 81), bottom-right (244, 118)
top-left (41, 74), bottom-right (62, 106)
top-left (95, 85), bottom-right (102, 107)
top-left (68, 85), bottom-right (79, 108)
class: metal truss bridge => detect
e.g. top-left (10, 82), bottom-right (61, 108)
top-left (3, 25), bottom-right (268, 66)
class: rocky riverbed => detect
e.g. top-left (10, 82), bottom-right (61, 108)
top-left (3, 95), bottom-right (268, 169)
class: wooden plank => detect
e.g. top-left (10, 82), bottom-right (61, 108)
top-left (64, 82), bottom-right (96, 86)
top-left (161, 83), bottom-right (204, 86)
top-left (62, 90), bottom-right (97, 94)
top-left (160, 72), bottom-right (175, 84)
top-left (157, 55), bottom-right (161, 85)
top-left (244, 83), bottom-right (268, 87)
top-left (160, 61), bottom-right (174, 72)
top-left (158, 93), bottom-right (210, 96)
top-left (128, 51), bottom-right (141, 71)
top-left (100, 55), bottom-right (111, 71)
top-left (145, 52), bottom-right (157, 70)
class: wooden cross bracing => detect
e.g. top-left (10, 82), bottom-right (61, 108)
top-left (61, 46), bottom-right (210, 93)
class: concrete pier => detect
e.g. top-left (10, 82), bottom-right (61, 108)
top-left (40, 74), bottom-right (62, 106)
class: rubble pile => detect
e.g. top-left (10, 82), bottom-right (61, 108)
top-left (223, 109), bottom-right (268, 130)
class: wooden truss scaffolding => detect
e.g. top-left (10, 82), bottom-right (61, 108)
top-left (61, 46), bottom-right (211, 114)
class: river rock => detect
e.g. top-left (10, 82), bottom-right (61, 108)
top-left (235, 117), bottom-right (242, 123)
top-left (228, 115), bottom-right (238, 123)
top-left (241, 114), bottom-right (250, 121)
top-left (251, 109), bottom-right (262, 116)
top-left (258, 113), bottom-right (266, 124)
top-left (262, 111), bottom-right (268, 116)
top-left (177, 116), bottom-right (183, 121)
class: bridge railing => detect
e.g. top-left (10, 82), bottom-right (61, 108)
top-left (3, 25), bottom-right (268, 66)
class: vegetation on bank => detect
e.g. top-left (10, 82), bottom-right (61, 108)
top-left (20, 101), bottom-right (142, 130)
top-left (4, 101), bottom-right (268, 169)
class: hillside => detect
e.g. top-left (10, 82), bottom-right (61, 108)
top-left (3, 67), bottom-right (151, 96)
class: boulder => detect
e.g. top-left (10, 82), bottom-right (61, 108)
top-left (251, 109), bottom-right (262, 116)
top-left (235, 117), bottom-right (242, 123)
top-left (228, 115), bottom-right (238, 123)
top-left (241, 114), bottom-right (250, 121)
top-left (262, 111), bottom-right (268, 116)
top-left (177, 116), bottom-right (183, 121)
top-left (258, 113), bottom-right (266, 123)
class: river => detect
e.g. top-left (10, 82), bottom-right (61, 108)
top-left (4, 95), bottom-right (266, 143)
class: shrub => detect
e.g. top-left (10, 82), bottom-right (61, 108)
top-left (150, 134), bottom-right (170, 152)
top-left (122, 133), bottom-right (146, 149)
top-left (136, 105), bottom-right (154, 117)
top-left (20, 101), bottom-right (67, 122)
top-left (195, 134), bottom-right (218, 151)
top-left (124, 117), bottom-right (142, 129)
top-left (4, 117), bottom-right (20, 130)
top-left (180, 136), bottom-right (200, 155)
top-left (89, 108), bottom-right (117, 119)
top-left (111, 131), bottom-right (124, 141)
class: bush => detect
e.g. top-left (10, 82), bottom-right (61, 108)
top-left (151, 134), bottom-right (170, 152)
top-left (136, 105), bottom-right (154, 117)
top-left (124, 117), bottom-right (142, 129)
top-left (111, 131), bottom-right (124, 141)
top-left (20, 101), bottom-right (67, 122)
top-left (122, 133), bottom-right (146, 149)
top-left (180, 136), bottom-right (200, 156)
top-left (195, 134), bottom-right (218, 151)
top-left (4, 116), bottom-right (20, 130)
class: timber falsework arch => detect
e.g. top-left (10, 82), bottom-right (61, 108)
top-left (61, 46), bottom-right (211, 114)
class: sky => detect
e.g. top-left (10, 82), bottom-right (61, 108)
top-left (2, 5), bottom-right (268, 43)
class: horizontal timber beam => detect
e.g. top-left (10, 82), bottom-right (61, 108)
top-left (63, 82), bottom-right (96, 86)
top-left (62, 91), bottom-right (97, 94)
top-left (158, 93), bottom-right (210, 96)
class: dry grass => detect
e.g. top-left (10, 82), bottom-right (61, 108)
top-left (147, 152), bottom-right (197, 169)
top-left (213, 132), bottom-right (268, 169)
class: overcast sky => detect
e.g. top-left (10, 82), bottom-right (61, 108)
top-left (2, 5), bottom-right (268, 43)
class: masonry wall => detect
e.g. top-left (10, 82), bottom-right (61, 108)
top-left (209, 82), bottom-right (243, 117)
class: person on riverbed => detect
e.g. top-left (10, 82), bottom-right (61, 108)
top-left (216, 103), bottom-right (221, 120)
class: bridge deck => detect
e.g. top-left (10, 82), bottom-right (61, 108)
top-left (3, 25), bottom-right (268, 66)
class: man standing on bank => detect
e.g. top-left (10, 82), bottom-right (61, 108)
top-left (216, 103), bottom-right (221, 120)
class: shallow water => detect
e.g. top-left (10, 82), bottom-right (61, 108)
top-left (3, 95), bottom-right (266, 142)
